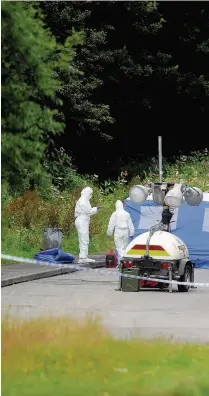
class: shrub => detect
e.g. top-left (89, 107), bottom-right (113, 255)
top-left (4, 190), bottom-right (45, 229)
top-left (43, 147), bottom-right (86, 192)
top-left (60, 187), bottom-right (84, 234)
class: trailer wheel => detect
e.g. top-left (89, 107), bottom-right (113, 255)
top-left (177, 264), bottom-right (192, 292)
top-left (158, 283), bottom-right (168, 290)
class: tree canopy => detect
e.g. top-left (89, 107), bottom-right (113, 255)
top-left (2, 1), bottom-right (209, 188)
top-left (2, 1), bottom-right (82, 189)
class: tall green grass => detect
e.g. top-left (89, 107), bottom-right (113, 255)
top-left (2, 315), bottom-right (209, 396)
top-left (2, 152), bottom-right (209, 262)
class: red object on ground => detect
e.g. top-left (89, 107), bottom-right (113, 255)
top-left (140, 280), bottom-right (158, 287)
top-left (123, 260), bottom-right (133, 268)
top-left (106, 250), bottom-right (117, 268)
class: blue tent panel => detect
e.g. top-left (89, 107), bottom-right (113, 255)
top-left (124, 198), bottom-right (209, 268)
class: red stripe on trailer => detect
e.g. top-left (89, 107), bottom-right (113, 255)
top-left (132, 244), bottom-right (165, 251)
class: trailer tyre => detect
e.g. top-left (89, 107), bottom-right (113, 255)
top-left (177, 264), bottom-right (192, 292)
top-left (158, 283), bottom-right (168, 290)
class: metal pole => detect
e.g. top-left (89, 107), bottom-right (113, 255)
top-left (158, 136), bottom-right (163, 183)
top-left (191, 264), bottom-right (197, 289)
top-left (168, 264), bottom-right (173, 293)
top-left (116, 260), bottom-right (122, 291)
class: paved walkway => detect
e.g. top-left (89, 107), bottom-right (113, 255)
top-left (2, 268), bottom-right (209, 343)
top-left (1, 254), bottom-right (106, 287)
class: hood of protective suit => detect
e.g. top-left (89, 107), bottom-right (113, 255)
top-left (81, 187), bottom-right (93, 200)
top-left (115, 200), bottom-right (124, 211)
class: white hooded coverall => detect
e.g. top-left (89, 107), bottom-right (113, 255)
top-left (107, 200), bottom-right (135, 261)
top-left (75, 187), bottom-right (98, 261)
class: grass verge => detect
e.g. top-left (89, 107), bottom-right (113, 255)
top-left (2, 315), bottom-right (209, 396)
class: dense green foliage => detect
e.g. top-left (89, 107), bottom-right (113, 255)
top-left (2, 1), bottom-right (209, 187)
top-left (42, 1), bottom-right (209, 177)
top-left (1, 1), bottom-right (83, 191)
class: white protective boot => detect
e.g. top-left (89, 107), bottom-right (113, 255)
top-left (78, 258), bottom-right (96, 264)
top-left (86, 258), bottom-right (96, 263)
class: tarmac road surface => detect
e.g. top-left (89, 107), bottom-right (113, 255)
top-left (2, 268), bottom-right (209, 343)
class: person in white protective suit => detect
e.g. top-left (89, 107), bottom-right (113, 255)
top-left (107, 200), bottom-right (135, 265)
top-left (75, 187), bottom-right (102, 264)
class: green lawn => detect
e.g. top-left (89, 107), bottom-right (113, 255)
top-left (1, 227), bottom-right (110, 266)
top-left (2, 316), bottom-right (209, 396)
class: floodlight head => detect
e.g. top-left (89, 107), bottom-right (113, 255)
top-left (152, 185), bottom-right (166, 205)
top-left (129, 185), bottom-right (151, 204)
top-left (183, 186), bottom-right (203, 206)
top-left (164, 183), bottom-right (183, 208)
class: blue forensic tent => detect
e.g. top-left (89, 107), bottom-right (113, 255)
top-left (124, 193), bottom-right (209, 268)
top-left (34, 248), bottom-right (75, 264)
